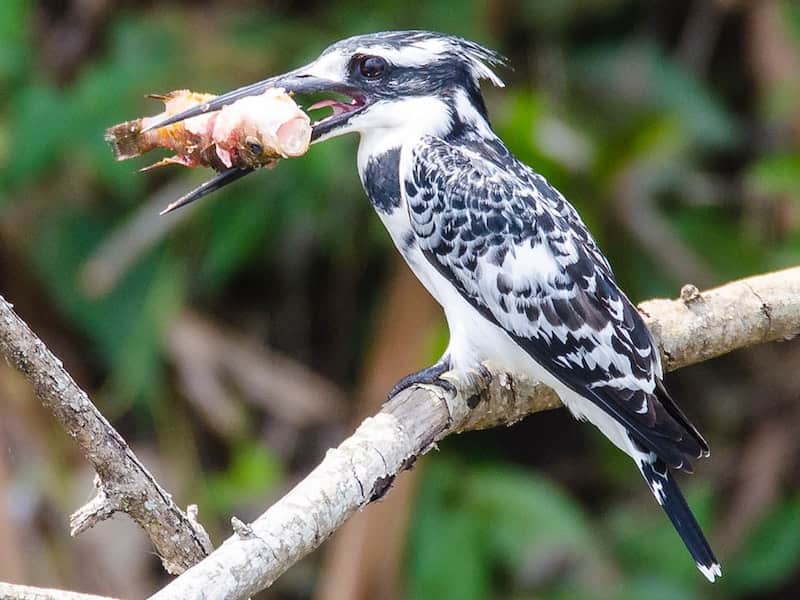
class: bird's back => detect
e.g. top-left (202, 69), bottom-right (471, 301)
top-left (402, 131), bottom-right (709, 470)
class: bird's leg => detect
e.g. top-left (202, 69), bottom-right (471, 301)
top-left (388, 355), bottom-right (456, 399)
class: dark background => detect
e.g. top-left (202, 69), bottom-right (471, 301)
top-left (2, 1), bottom-right (800, 598)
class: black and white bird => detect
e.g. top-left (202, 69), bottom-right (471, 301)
top-left (155, 30), bottom-right (721, 581)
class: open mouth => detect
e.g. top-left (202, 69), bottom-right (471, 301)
top-left (306, 92), bottom-right (368, 140)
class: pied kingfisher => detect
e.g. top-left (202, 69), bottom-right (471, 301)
top-left (155, 30), bottom-right (721, 581)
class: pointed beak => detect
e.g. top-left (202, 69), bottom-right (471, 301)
top-left (159, 166), bottom-right (254, 215)
top-left (147, 67), bottom-right (368, 214)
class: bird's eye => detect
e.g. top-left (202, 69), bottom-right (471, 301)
top-left (358, 55), bottom-right (387, 79)
top-left (245, 137), bottom-right (263, 156)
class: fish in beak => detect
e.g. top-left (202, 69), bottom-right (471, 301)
top-left (140, 68), bottom-right (370, 214)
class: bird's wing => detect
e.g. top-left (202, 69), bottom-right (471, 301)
top-left (405, 136), bottom-right (707, 469)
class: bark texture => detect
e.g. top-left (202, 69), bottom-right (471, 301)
top-left (0, 582), bottom-right (118, 600)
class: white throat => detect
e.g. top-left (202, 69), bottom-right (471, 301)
top-left (354, 96), bottom-right (453, 173)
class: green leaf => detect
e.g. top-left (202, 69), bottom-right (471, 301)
top-left (746, 153), bottom-right (800, 198)
top-left (464, 466), bottom-right (595, 567)
top-left (781, 1), bottom-right (800, 48)
top-left (204, 441), bottom-right (284, 515)
top-left (576, 42), bottom-right (739, 150)
top-left (407, 457), bottom-right (606, 599)
top-left (407, 460), bottom-right (491, 600)
top-left (613, 574), bottom-right (697, 600)
top-left (668, 204), bottom-right (770, 279)
top-left (3, 83), bottom-right (73, 192)
top-left (607, 483), bottom-right (716, 587)
top-left (27, 206), bottom-right (185, 406)
top-left (3, 16), bottom-right (182, 196)
top-left (724, 497), bottom-right (800, 593)
top-left (107, 251), bottom-right (185, 403)
top-left (0, 0), bottom-right (30, 87)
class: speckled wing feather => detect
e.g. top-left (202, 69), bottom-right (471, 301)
top-left (405, 135), bottom-right (707, 469)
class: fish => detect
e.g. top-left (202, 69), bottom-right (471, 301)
top-left (105, 88), bottom-right (312, 172)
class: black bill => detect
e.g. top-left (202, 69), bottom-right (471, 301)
top-left (160, 167), bottom-right (254, 215)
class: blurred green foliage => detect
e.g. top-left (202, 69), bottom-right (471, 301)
top-left (2, 1), bottom-right (800, 599)
top-left (203, 441), bottom-right (284, 515)
top-left (408, 459), bottom-right (603, 600)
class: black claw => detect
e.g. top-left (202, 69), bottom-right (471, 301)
top-left (369, 474), bottom-right (396, 502)
top-left (388, 356), bottom-right (454, 399)
top-left (477, 362), bottom-right (492, 384)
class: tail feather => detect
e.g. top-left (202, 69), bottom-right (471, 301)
top-left (638, 457), bottom-right (722, 582)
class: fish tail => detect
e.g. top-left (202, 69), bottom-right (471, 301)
top-left (105, 119), bottom-right (154, 161)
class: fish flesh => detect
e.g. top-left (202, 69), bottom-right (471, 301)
top-left (105, 88), bottom-right (311, 171)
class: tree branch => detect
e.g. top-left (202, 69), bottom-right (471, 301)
top-left (148, 267), bottom-right (800, 599)
top-left (0, 296), bottom-right (213, 575)
top-left (0, 582), bottom-right (118, 600)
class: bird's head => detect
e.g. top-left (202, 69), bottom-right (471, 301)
top-left (153, 31), bottom-right (505, 212)
top-left (301, 31), bottom-right (505, 143)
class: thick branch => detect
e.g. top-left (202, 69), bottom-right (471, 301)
top-left (149, 267), bottom-right (800, 599)
top-left (0, 296), bottom-right (213, 574)
top-left (0, 582), bottom-right (118, 600)
top-left (639, 270), bottom-right (800, 370)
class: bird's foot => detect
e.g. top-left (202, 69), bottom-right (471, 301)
top-left (388, 356), bottom-right (455, 399)
top-left (476, 362), bottom-right (492, 386)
